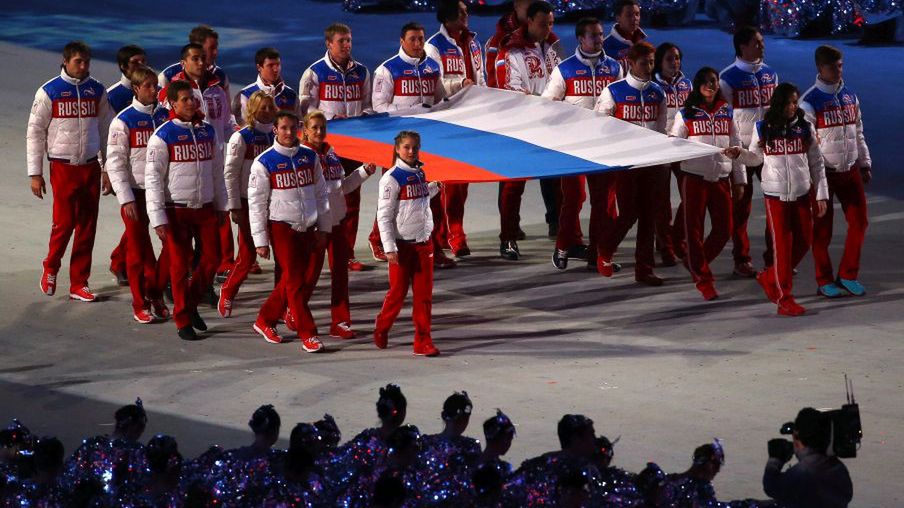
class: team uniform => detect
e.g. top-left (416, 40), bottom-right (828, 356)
top-left (247, 141), bottom-right (332, 350)
top-left (218, 123), bottom-right (275, 317)
top-left (594, 73), bottom-right (668, 280)
top-left (27, 69), bottom-right (112, 299)
top-left (801, 77), bottom-right (871, 295)
top-left (373, 159), bottom-right (441, 356)
top-left (232, 76), bottom-right (301, 125)
top-left (145, 117), bottom-right (228, 332)
top-left (302, 142), bottom-right (372, 337)
top-left (299, 52), bottom-right (373, 267)
top-left (106, 73), bottom-right (137, 280)
top-left (670, 100), bottom-right (744, 297)
top-left (720, 58), bottom-right (778, 269)
top-left (654, 71), bottom-right (693, 262)
top-left (426, 24), bottom-right (486, 255)
top-left (603, 25), bottom-right (647, 72)
top-left (736, 118), bottom-right (828, 312)
top-left (496, 27), bottom-right (563, 247)
top-left (159, 62), bottom-right (229, 93)
top-left (106, 98), bottom-right (171, 318)
top-left (542, 48), bottom-right (622, 265)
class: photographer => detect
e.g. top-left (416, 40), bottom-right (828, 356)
top-left (763, 407), bottom-right (853, 507)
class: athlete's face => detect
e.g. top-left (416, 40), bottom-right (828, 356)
top-left (699, 72), bottom-right (719, 104)
top-left (617, 4), bottom-right (642, 33)
top-left (274, 117), bottom-right (299, 147)
top-left (202, 36), bottom-right (219, 65)
top-left (783, 92), bottom-right (799, 120)
top-left (400, 29), bottom-right (426, 59)
top-left (64, 52), bottom-right (90, 80)
top-left (124, 53), bottom-right (147, 77)
top-left (258, 57), bottom-right (282, 84)
top-left (740, 32), bottom-right (765, 62)
top-left (578, 23), bottom-right (604, 54)
top-left (304, 117), bottom-right (327, 148)
top-left (396, 137), bottom-right (420, 166)
top-left (629, 52), bottom-right (655, 80)
top-left (134, 77), bottom-right (158, 106)
top-left (182, 49), bottom-right (207, 80)
top-left (171, 89), bottom-right (196, 120)
top-left (327, 32), bottom-right (353, 63)
top-left (818, 58), bottom-right (843, 84)
top-left (661, 47), bottom-right (681, 78)
top-left (446, 2), bottom-right (469, 32)
top-left (527, 12), bottom-right (554, 42)
top-left (255, 99), bottom-right (277, 125)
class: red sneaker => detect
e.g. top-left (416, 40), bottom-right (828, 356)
top-left (413, 341), bottom-right (440, 357)
top-left (133, 309), bottom-right (155, 324)
top-left (253, 320), bottom-right (283, 344)
top-left (348, 259), bottom-right (366, 272)
top-left (777, 299), bottom-right (806, 316)
top-left (300, 336), bottom-right (324, 353)
top-left (329, 322), bottom-right (357, 339)
top-left (597, 257), bottom-right (616, 277)
top-left (699, 284), bottom-right (719, 301)
top-left (249, 261), bottom-right (262, 275)
top-left (756, 271), bottom-right (780, 304)
top-left (217, 291), bottom-right (233, 318)
top-left (69, 286), bottom-right (97, 302)
top-left (374, 329), bottom-right (388, 349)
top-left (150, 299), bottom-right (170, 320)
top-left (284, 309), bottom-right (297, 332)
top-left (370, 241), bottom-right (388, 262)
top-left (40, 269), bottom-right (56, 296)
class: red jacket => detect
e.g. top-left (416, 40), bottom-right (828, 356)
top-left (485, 12), bottom-right (521, 88)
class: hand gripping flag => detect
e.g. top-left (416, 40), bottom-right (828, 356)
top-left (327, 86), bottom-right (721, 183)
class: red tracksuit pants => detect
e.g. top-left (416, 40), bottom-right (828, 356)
top-left (257, 223), bottom-right (318, 340)
top-left (110, 233), bottom-right (127, 273)
top-left (219, 200), bottom-right (256, 300)
top-left (443, 183), bottom-right (469, 251)
top-left (216, 216), bottom-right (235, 273)
top-left (732, 164), bottom-right (774, 265)
top-left (586, 172), bottom-right (618, 261)
top-left (340, 157), bottom-right (362, 256)
top-left (671, 169), bottom-right (687, 258)
top-left (555, 176), bottom-right (586, 251)
top-left (374, 241), bottom-right (433, 345)
top-left (44, 160), bottom-right (101, 291)
top-left (163, 205), bottom-right (220, 329)
top-left (498, 180), bottom-right (526, 241)
top-left (303, 230), bottom-right (352, 328)
top-left (121, 189), bottom-right (168, 312)
top-left (762, 196), bottom-right (813, 304)
top-left (653, 164), bottom-right (676, 260)
top-left (812, 168), bottom-right (868, 286)
top-left (597, 166), bottom-right (663, 277)
top-left (678, 173), bottom-right (732, 289)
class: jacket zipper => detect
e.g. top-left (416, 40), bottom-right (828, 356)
top-left (190, 125), bottom-right (201, 205)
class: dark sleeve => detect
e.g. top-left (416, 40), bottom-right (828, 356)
top-left (763, 459), bottom-right (797, 504)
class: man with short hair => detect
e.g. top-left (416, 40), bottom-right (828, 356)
top-left (720, 26), bottom-right (778, 277)
top-left (542, 17), bottom-right (622, 270)
top-left (801, 45), bottom-right (872, 298)
top-left (495, 0), bottom-right (562, 260)
top-left (604, 0), bottom-right (647, 69)
top-left (299, 23), bottom-right (373, 271)
top-left (426, 0), bottom-right (486, 257)
top-left (27, 41), bottom-right (112, 302)
top-left (233, 47), bottom-right (301, 125)
top-left (371, 22), bottom-right (455, 269)
top-left (145, 80), bottom-right (228, 341)
top-left (159, 24), bottom-right (229, 94)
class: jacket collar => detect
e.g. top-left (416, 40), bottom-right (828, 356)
top-left (573, 47), bottom-right (606, 67)
top-left (118, 73), bottom-right (131, 88)
top-left (395, 158), bottom-right (422, 171)
top-left (255, 74), bottom-right (286, 96)
top-left (688, 99), bottom-right (728, 115)
top-left (169, 117), bottom-right (195, 129)
top-left (439, 24), bottom-right (476, 47)
top-left (130, 97), bottom-right (157, 114)
top-left (59, 68), bottom-right (89, 86)
top-left (733, 57), bottom-right (764, 73)
top-left (609, 24), bottom-right (647, 45)
top-left (625, 72), bottom-right (651, 90)
top-left (273, 140), bottom-right (300, 157)
top-left (815, 76), bottom-right (844, 94)
top-left (507, 26), bottom-right (559, 50)
top-left (397, 47), bottom-right (426, 66)
top-left (323, 51), bottom-right (358, 73)
top-left (303, 140), bottom-right (332, 155)
top-left (253, 122), bottom-right (274, 134)
top-left (655, 71), bottom-right (685, 86)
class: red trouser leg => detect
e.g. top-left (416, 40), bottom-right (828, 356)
top-left (298, 236), bottom-right (324, 339)
top-left (731, 165), bottom-right (758, 264)
top-left (632, 168), bottom-right (659, 277)
top-left (597, 170), bottom-right (640, 262)
top-left (110, 233), bottom-right (128, 273)
top-left (154, 239), bottom-right (169, 297)
top-left (327, 231), bottom-right (352, 326)
top-left (813, 169), bottom-right (868, 285)
top-left (555, 175), bottom-right (586, 251)
top-left (216, 218), bottom-right (235, 273)
top-left (653, 165), bottom-right (675, 258)
top-left (340, 157), bottom-right (363, 254)
top-left (763, 197), bottom-right (812, 304)
top-left (703, 179), bottom-right (733, 265)
top-left (368, 166), bottom-right (390, 250)
top-left (444, 183), bottom-right (469, 251)
top-left (220, 201), bottom-right (256, 299)
top-left (44, 161), bottom-right (101, 291)
top-left (374, 248), bottom-right (414, 338)
top-left (258, 224), bottom-right (318, 338)
top-left (410, 242), bottom-right (434, 346)
top-left (499, 180), bottom-right (526, 241)
top-left (121, 190), bottom-right (158, 313)
top-left (586, 172), bottom-right (616, 262)
top-left (165, 207), bottom-right (219, 329)
top-left (430, 194), bottom-right (448, 254)
top-left (681, 175), bottom-right (732, 288)
top-left (671, 165), bottom-right (687, 259)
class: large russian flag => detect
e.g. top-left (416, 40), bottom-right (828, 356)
top-left (327, 86), bottom-right (721, 183)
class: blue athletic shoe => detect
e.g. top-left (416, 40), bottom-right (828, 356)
top-left (817, 283), bottom-right (846, 298)
top-left (837, 278), bottom-right (866, 296)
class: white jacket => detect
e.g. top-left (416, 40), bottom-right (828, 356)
top-left (26, 69), bottom-right (112, 176)
top-left (800, 77), bottom-right (871, 172)
top-left (595, 73), bottom-right (668, 133)
top-left (737, 117), bottom-right (829, 201)
top-left (105, 98), bottom-right (170, 205)
top-left (224, 123), bottom-right (274, 210)
top-left (377, 159), bottom-right (440, 253)
top-left (541, 48), bottom-right (623, 109)
top-left (425, 24), bottom-right (486, 97)
top-left (144, 118), bottom-right (228, 228)
top-left (499, 41), bottom-right (561, 96)
top-left (159, 74), bottom-right (236, 150)
top-left (719, 58), bottom-right (779, 148)
top-left (299, 52), bottom-right (373, 119)
top-left (247, 142), bottom-right (332, 248)
top-left (670, 101), bottom-right (744, 183)
top-left (308, 142), bottom-right (371, 228)
top-left (372, 48), bottom-right (445, 113)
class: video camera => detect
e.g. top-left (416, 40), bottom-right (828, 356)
top-left (775, 375), bottom-right (862, 459)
